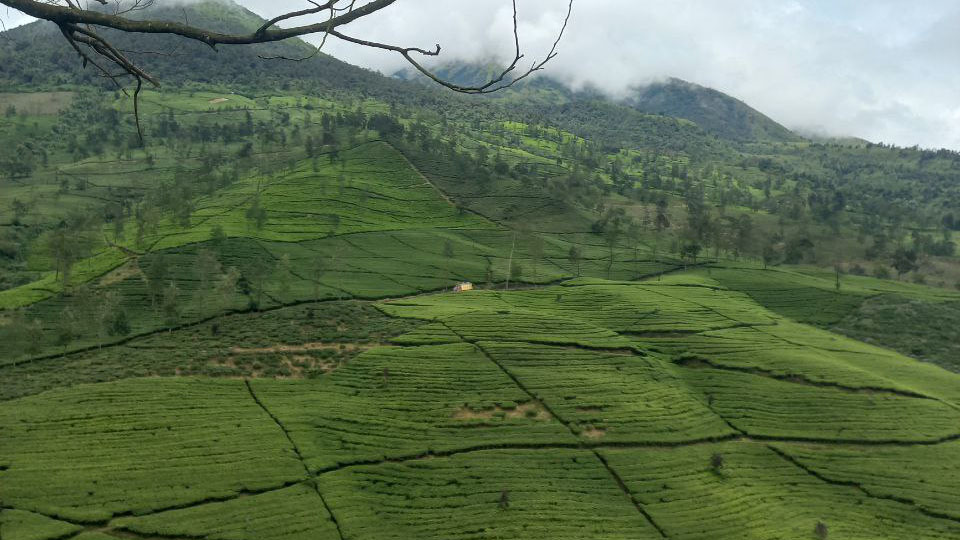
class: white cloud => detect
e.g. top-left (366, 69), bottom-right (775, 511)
top-left (303, 0), bottom-right (960, 150)
top-left (3, 0), bottom-right (958, 149)
top-left (0, 4), bottom-right (32, 30)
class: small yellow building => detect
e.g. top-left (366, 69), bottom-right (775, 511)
top-left (453, 282), bottom-right (474, 293)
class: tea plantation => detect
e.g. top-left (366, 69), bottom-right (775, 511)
top-left (4, 270), bottom-right (960, 539)
top-left (2, 89), bottom-right (960, 540)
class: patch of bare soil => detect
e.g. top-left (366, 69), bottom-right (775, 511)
top-left (208, 97), bottom-right (230, 104)
top-left (453, 402), bottom-right (552, 421)
top-left (576, 406), bottom-right (604, 413)
top-left (206, 353), bottom-right (343, 379)
top-left (98, 260), bottom-right (143, 287)
top-left (230, 342), bottom-right (376, 354)
top-left (581, 427), bottom-right (607, 439)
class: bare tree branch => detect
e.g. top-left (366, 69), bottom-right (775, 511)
top-left (329, 0), bottom-right (573, 94)
top-left (2, 0), bottom-right (399, 45)
top-left (0, 0), bottom-right (575, 138)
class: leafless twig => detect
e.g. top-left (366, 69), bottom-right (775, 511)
top-left (1, 0), bottom-right (575, 139)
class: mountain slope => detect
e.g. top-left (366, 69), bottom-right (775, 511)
top-left (2, 4), bottom-right (960, 538)
top-left (0, 0), bottom-right (396, 93)
top-left (627, 77), bottom-right (802, 143)
top-left (398, 62), bottom-right (801, 144)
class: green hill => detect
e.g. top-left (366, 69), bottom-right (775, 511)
top-left (1, 2), bottom-right (960, 539)
top-left (628, 77), bottom-right (803, 143)
top-left (399, 63), bottom-right (801, 144)
top-left (0, 0), bottom-right (406, 95)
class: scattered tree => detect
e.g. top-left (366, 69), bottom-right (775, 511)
top-left (504, 232), bottom-right (517, 291)
top-left (277, 253), bottom-right (292, 298)
top-left (216, 266), bottom-right (241, 310)
top-left (653, 198), bottom-right (671, 261)
top-left (814, 521), bottom-right (829, 540)
top-left (626, 219), bottom-right (643, 278)
top-left (246, 196), bottom-right (268, 230)
top-left (195, 248), bottom-right (222, 295)
top-left (55, 305), bottom-right (81, 354)
top-left (443, 239), bottom-right (455, 277)
top-left (161, 281), bottom-right (180, 329)
top-left (246, 257), bottom-right (275, 310)
top-left (510, 261), bottom-right (523, 284)
top-left (762, 240), bottom-right (780, 270)
top-left (1, 311), bottom-right (43, 361)
top-left (567, 245), bottom-right (583, 277)
top-left (710, 453), bottom-right (725, 473)
top-left (529, 234), bottom-right (544, 281)
top-left (680, 243), bottom-right (702, 266)
top-left (10, 198), bottom-right (30, 225)
top-left (106, 307), bottom-right (131, 337)
top-left (311, 255), bottom-right (328, 301)
top-left (891, 247), bottom-right (918, 280)
top-left (484, 257), bottom-right (495, 288)
top-left (144, 254), bottom-right (169, 309)
top-left (210, 224), bottom-right (227, 248)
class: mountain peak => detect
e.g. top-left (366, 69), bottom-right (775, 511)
top-left (396, 61), bottom-right (801, 143)
top-left (627, 77), bottom-right (801, 143)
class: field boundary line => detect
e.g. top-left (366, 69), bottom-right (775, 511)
top-left (313, 436), bottom-right (746, 475)
top-left (385, 141), bottom-right (504, 226)
top-left (242, 379), bottom-right (345, 540)
top-left (465, 336), bottom-right (670, 538)
top-left (676, 355), bottom-right (943, 401)
top-left (767, 444), bottom-right (960, 525)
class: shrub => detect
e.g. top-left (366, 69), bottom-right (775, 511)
top-left (499, 489), bottom-right (510, 510)
top-left (814, 521), bottom-right (829, 540)
top-left (710, 453), bottom-right (725, 473)
top-left (873, 266), bottom-right (891, 279)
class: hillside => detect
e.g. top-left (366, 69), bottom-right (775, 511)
top-left (628, 77), bottom-right (803, 143)
top-left (2, 2), bottom-right (960, 539)
top-left (0, 0), bottom-right (406, 96)
top-left (399, 63), bottom-right (802, 144)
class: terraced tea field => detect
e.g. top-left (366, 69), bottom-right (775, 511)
top-left (3, 271), bottom-right (960, 539)
top-left (1, 134), bottom-right (679, 362)
top-left (3, 88), bottom-right (960, 539)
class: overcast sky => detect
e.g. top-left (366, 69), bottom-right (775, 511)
top-left (4, 1), bottom-right (959, 150)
